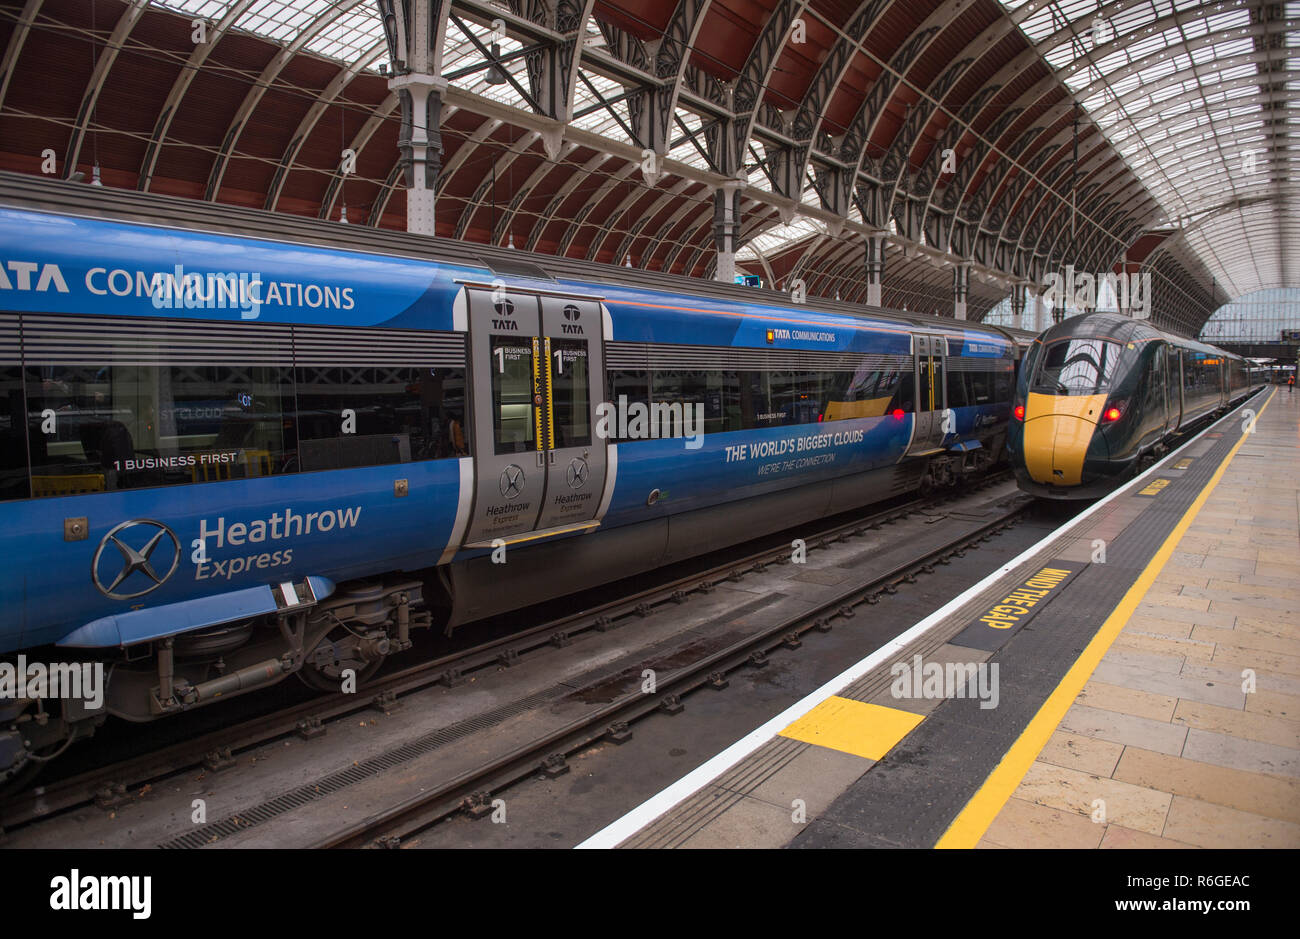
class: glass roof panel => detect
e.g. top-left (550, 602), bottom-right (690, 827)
top-left (997, 0), bottom-right (1298, 299)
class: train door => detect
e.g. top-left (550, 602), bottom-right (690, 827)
top-left (906, 333), bottom-right (947, 455)
top-left (461, 286), bottom-right (608, 548)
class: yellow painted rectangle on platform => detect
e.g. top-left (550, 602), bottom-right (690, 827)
top-left (778, 696), bottom-right (923, 760)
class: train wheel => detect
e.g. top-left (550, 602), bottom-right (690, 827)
top-left (297, 626), bottom-right (388, 692)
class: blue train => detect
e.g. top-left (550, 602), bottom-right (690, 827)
top-left (0, 173), bottom-right (1022, 782)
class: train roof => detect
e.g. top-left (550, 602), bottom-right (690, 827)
top-left (0, 171), bottom-right (1015, 352)
top-left (1036, 312), bottom-right (1243, 363)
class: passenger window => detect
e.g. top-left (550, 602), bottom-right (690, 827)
top-left (946, 371), bottom-right (969, 409)
top-left (0, 366), bottom-right (28, 501)
top-left (548, 339), bottom-right (591, 448)
top-left (26, 364), bottom-right (295, 496)
top-left (490, 336), bottom-right (537, 455)
top-left (295, 365), bottom-right (468, 471)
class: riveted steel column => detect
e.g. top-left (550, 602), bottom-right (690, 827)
top-left (952, 262), bottom-right (971, 321)
top-left (378, 0), bottom-right (447, 235)
top-left (1010, 281), bottom-right (1027, 331)
top-left (865, 232), bottom-right (886, 307)
top-left (714, 177), bottom-right (744, 283)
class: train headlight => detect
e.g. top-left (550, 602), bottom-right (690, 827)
top-left (1102, 406), bottom-right (1122, 423)
top-left (1013, 404), bottom-right (1025, 421)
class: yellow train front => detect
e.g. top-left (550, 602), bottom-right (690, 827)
top-left (1007, 312), bottom-right (1258, 500)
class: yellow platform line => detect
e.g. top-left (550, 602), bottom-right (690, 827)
top-left (936, 387), bottom-right (1276, 849)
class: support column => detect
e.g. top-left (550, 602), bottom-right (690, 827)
top-left (379, 0), bottom-right (448, 236)
top-left (1010, 282), bottom-right (1028, 331)
top-left (714, 178), bottom-right (743, 283)
top-left (1033, 288), bottom-right (1049, 332)
top-left (865, 232), bottom-right (886, 307)
top-left (952, 262), bottom-right (971, 321)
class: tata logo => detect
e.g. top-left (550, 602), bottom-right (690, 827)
top-left (494, 298), bottom-right (515, 316)
top-left (499, 464), bottom-right (524, 499)
top-left (562, 305), bottom-right (580, 321)
top-left (92, 519), bottom-right (180, 599)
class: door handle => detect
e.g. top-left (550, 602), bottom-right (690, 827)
top-left (548, 451), bottom-right (556, 465)
top-left (536, 451), bottom-right (545, 468)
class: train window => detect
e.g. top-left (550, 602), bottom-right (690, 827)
top-left (26, 364), bottom-right (295, 496)
top-left (946, 372), bottom-right (969, 410)
top-left (489, 336), bottom-right (537, 455)
top-left (1032, 339), bottom-right (1121, 395)
top-left (606, 369), bottom-right (649, 442)
top-left (994, 370), bottom-right (1013, 402)
top-left (295, 366), bottom-right (468, 471)
top-left (0, 366), bottom-right (29, 501)
top-left (967, 371), bottom-right (992, 406)
top-left (549, 340), bottom-right (591, 448)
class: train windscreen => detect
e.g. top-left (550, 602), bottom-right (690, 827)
top-left (1030, 339), bottom-right (1122, 396)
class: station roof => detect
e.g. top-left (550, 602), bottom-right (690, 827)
top-left (0, 0), bottom-right (1295, 335)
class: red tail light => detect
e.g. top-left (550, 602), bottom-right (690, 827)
top-left (892, 408), bottom-right (905, 420)
top-left (1103, 406), bottom-right (1122, 422)
top-left (1013, 404), bottom-right (1025, 421)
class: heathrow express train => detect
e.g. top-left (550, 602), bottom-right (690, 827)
top-left (1008, 312), bottom-right (1263, 499)
top-left (0, 174), bottom-right (1025, 783)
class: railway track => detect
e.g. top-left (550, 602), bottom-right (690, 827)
top-left (0, 473), bottom-right (1014, 834)
top-left (312, 495), bottom-right (1032, 849)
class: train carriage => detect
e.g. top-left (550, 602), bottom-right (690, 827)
top-left (0, 173), bottom-right (1023, 783)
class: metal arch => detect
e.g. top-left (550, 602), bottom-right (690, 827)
top-left (860, 0), bottom-right (1003, 229)
top-left (642, 186), bottom-right (718, 270)
top-left (367, 159), bottom-right (407, 227)
top-left (63, 0), bottom-right (150, 179)
top-left (265, 40), bottom-right (388, 212)
top-left (450, 131), bottom-right (541, 241)
top-left (138, 0), bottom-right (258, 192)
top-left (492, 137), bottom-right (580, 240)
top-left (0, 0), bottom-right (44, 114)
top-left (318, 93), bottom-right (404, 221)
top-left (438, 116), bottom-right (504, 188)
top-left (203, 0), bottom-right (369, 201)
top-left (839, 0), bottom-right (968, 204)
top-left (783, 0), bottom-right (894, 188)
top-left (555, 162), bottom-right (638, 257)
top-left (727, 0), bottom-right (813, 180)
top-left (523, 149), bottom-right (611, 251)
top-left (876, 13), bottom-right (1020, 235)
top-left (588, 176), bottom-right (694, 263)
top-left (639, 0), bottom-right (713, 156)
top-left (913, 46), bottom-right (1039, 239)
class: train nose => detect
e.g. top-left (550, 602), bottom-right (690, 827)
top-left (1021, 392), bottom-right (1109, 486)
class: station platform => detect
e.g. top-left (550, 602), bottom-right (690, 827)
top-left (579, 386), bottom-right (1299, 850)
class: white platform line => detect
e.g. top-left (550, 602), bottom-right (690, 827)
top-left (574, 398), bottom-right (1255, 849)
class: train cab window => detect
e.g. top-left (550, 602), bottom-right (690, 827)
top-left (295, 365), bottom-right (468, 471)
top-left (0, 366), bottom-right (29, 501)
top-left (490, 335), bottom-right (537, 455)
top-left (548, 339), bottom-right (591, 448)
top-left (25, 364), bottom-right (295, 496)
top-left (1032, 339), bottom-right (1121, 395)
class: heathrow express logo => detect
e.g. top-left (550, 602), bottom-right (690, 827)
top-left (91, 519), bottom-right (180, 600)
top-left (566, 457), bottom-right (588, 489)
top-left (499, 464), bottom-right (525, 499)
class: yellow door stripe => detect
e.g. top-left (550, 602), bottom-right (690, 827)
top-left (778, 696), bottom-right (924, 761)
top-left (532, 336), bottom-right (544, 451)
top-left (935, 387), bottom-right (1275, 848)
top-left (542, 336), bottom-right (555, 450)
